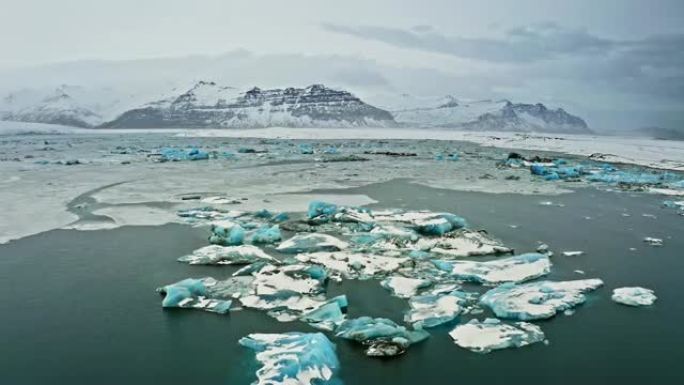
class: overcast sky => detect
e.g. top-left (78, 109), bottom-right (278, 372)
top-left (1, 0), bottom-right (682, 130)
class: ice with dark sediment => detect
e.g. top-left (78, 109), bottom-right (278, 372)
top-left (335, 316), bottom-right (430, 357)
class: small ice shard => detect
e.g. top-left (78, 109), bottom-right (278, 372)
top-left (449, 318), bottom-right (545, 354)
top-left (538, 201), bottom-right (564, 207)
top-left (335, 316), bottom-right (430, 357)
top-left (480, 279), bottom-right (603, 320)
top-left (249, 225), bottom-right (282, 244)
top-left (178, 245), bottom-right (277, 265)
top-left (239, 332), bottom-right (340, 385)
top-left (643, 237), bottom-right (663, 247)
top-left (405, 290), bottom-right (472, 328)
top-left (414, 229), bottom-right (511, 258)
top-left (381, 276), bottom-right (432, 298)
top-left (562, 251), bottom-right (584, 257)
top-left (209, 220), bottom-right (245, 246)
top-left (536, 243), bottom-right (549, 253)
top-left (299, 295), bottom-right (348, 331)
top-left (277, 233), bottom-right (349, 254)
top-left (433, 253), bottom-right (551, 285)
top-left (295, 251), bottom-right (408, 280)
top-left (612, 287), bottom-right (657, 306)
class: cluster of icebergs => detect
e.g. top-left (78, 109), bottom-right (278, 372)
top-left (158, 200), bottom-right (657, 384)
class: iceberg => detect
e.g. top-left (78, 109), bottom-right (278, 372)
top-left (277, 233), bottom-right (349, 254)
top-left (611, 287), bottom-right (657, 306)
top-left (239, 332), bottom-right (340, 385)
top-left (296, 251), bottom-right (409, 280)
top-left (209, 220), bottom-right (245, 246)
top-left (381, 276), bottom-right (432, 298)
top-left (433, 253), bottom-right (551, 284)
top-left (643, 237), bottom-right (663, 247)
top-left (449, 318), bottom-right (545, 354)
top-left (252, 264), bottom-right (327, 296)
top-left (159, 147), bottom-right (210, 162)
top-left (335, 316), bottom-right (430, 357)
top-left (178, 245), bottom-right (277, 265)
top-left (249, 225), bottom-right (282, 244)
top-left (480, 279), bottom-right (603, 320)
top-left (156, 277), bottom-right (254, 314)
top-left (299, 295), bottom-right (348, 331)
top-left (307, 201), bottom-right (339, 220)
top-left (299, 143), bottom-right (314, 154)
top-left (405, 290), bottom-right (472, 328)
top-left (373, 210), bottom-right (467, 235)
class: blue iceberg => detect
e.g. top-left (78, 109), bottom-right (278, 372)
top-left (239, 332), bottom-right (341, 385)
top-left (249, 225), bottom-right (282, 244)
top-left (209, 221), bottom-right (245, 246)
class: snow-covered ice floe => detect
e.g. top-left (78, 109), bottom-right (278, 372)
top-left (380, 276), bottom-right (432, 298)
top-left (480, 279), bottom-right (604, 320)
top-left (335, 316), bottom-right (430, 357)
top-left (413, 229), bottom-right (512, 258)
top-left (433, 253), bottom-right (551, 285)
top-left (177, 245), bottom-right (277, 265)
top-left (239, 332), bottom-right (341, 385)
top-left (611, 287), bottom-right (657, 306)
top-left (449, 318), bottom-right (545, 354)
top-left (296, 251), bottom-right (409, 280)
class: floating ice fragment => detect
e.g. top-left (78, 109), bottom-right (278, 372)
top-left (159, 147), bottom-right (209, 162)
top-left (335, 316), bottom-right (429, 357)
top-left (643, 237), bottom-right (663, 247)
top-left (612, 287), bottom-right (657, 306)
top-left (299, 143), bottom-right (314, 154)
top-left (414, 229), bottom-right (512, 258)
top-left (239, 332), bottom-right (340, 385)
top-left (562, 251), bottom-right (584, 257)
top-left (299, 295), bottom-right (348, 331)
top-left (381, 276), bottom-right (432, 298)
top-left (156, 277), bottom-right (254, 314)
top-left (178, 245), bottom-right (277, 265)
top-left (374, 210), bottom-right (466, 235)
top-left (249, 225), bottom-right (282, 244)
top-left (449, 318), bottom-right (545, 354)
top-left (433, 253), bottom-right (551, 284)
top-left (277, 233), bottom-right (349, 254)
top-left (480, 279), bottom-right (604, 321)
top-left (405, 290), bottom-right (472, 328)
top-left (252, 264), bottom-right (327, 296)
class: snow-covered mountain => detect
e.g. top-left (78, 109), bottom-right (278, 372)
top-left (0, 85), bottom-right (170, 128)
top-left (388, 95), bottom-right (591, 133)
top-left (102, 82), bottom-right (396, 128)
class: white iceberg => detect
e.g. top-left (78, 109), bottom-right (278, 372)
top-left (381, 276), bottom-right (432, 298)
top-left (295, 251), bottom-right (408, 280)
top-left (433, 253), bottom-right (551, 284)
top-left (480, 279), bottom-right (604, 320)
top-left (449, 318), bottom-right (545, 353)
top-left (414, 229), bottom-right (512, 258)
top-left (177, 245), bottom-right (277, 265)
top-left (611, 287), bottom-right (657, 306)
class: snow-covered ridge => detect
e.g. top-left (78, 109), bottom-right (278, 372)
top-left (390, 95), bottom-right (590, 134)
top-left (101, 82), bottom-right (397, 128)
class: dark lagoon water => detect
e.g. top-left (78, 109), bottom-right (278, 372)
top-left (1, 180), bottom-right (683, 384)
